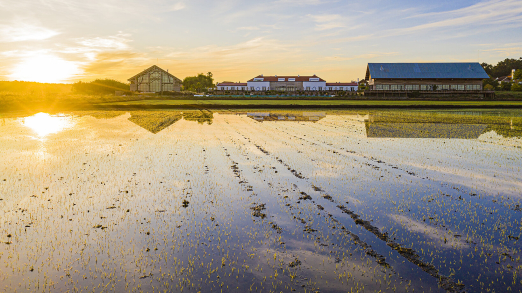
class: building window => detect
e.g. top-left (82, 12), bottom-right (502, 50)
top-left (473, 85), bottom-right (481, 90)
top-left (451, 85), bottom-right (458, 90)
top-left (340, 87), bottom-right (344, 90)
top-left (318, 87), bottom-right (322, 90)
top-left (420, 85), bottom-right (429, 90)
top-left (382, 85), bottom-right (390, 90)
top-left (405, 85), bottom-right (413, 90)
top-left (458, 85), bottom-right (465, 91)
top-left (465, 85), bottom-right (473, 90)
top-left (376, 85), bottom-right (383, 90)
top-left (262, 87), bottom-right (266, 91)
top-left (391, 85), bottom-right (398, 90)
top-left (442, 85), bottom-right (449, 90)
top-left (306, 87), bottom-right (310, 90)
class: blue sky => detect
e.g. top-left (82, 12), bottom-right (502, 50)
top-left (0, 0), bottom-right (521, 83)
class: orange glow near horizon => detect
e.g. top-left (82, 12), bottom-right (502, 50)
top-left (9, 54), bottom-right (81, 83)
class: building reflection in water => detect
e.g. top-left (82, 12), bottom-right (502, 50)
top-left (247, 112), bottom-right (326, 122)
top-left (363, 112), bottom-right (521, 139)
top-left (127, 110), bottom-right (214, 134)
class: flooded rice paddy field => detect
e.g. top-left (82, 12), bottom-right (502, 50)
top-left (0, 109), bottom-right (521, 292)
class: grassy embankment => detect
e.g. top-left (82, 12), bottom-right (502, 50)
top-left (1, 81), bottom-right (522, 111)
top-left (100, 99), bottom-right (522, 109)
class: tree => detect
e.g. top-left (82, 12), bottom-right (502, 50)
top-left (183, 72), bottom-right (214, 92)
top-left (482, 78), bottom-right (498, 90)
top-left (499, 82), bottom-right (512, 91)
top-left (484, 84), bottom-right (495, 91)
top-left (481, 62), bottom-right (493, 76)
top-left (481, 58), bottom-right (522, 78)
top-left (511, 83), bottom-right (522, 91)
top-left (514, 69), bottom-right (522, 81)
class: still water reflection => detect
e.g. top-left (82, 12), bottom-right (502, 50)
top-left (20, 112), bottom-right (74, 138)
top-left (0, 109), bottom-right (520, 293)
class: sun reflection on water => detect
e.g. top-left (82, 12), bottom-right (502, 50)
top-left (21, 113), bottom-right (74, 138)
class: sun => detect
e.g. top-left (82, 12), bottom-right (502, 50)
top-left (9, 54), bottom-right (81, 83)
top-left (21, 113), bottom-right (74, 138)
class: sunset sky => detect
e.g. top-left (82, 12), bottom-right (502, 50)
top-left (1, 0), bottom-right (521, 84)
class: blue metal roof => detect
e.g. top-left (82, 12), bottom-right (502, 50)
top-left (366, 63), bottom-right (489, 80)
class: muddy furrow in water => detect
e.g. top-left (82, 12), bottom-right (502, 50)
top-left (274, 125), bottom-right (522, 216)
top-left (217, 134), bottom-right (328, 292)
top-left (218, 124), bottom-right (412, 292)
top-left (224, 124), bottom-right (436, 287)
top-left (232, 124), bottom-right (466, 293)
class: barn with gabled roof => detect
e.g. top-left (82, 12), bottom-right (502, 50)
top-left (365, 63), bottom-right (489, 91)
top-left (128, 65), bottom-right (182, 92)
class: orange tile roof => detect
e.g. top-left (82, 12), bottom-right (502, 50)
top-left (217, 82), bottom-right (247, 86)
top-left (326, 82), bottom-right (358, 86)
top-left (247, 75), bottom-right (325, 82)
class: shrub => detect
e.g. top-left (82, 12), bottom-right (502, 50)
top-left (484, 84), bottom-right (495, 90)
top-left (499, 82), bottom-right (512, 91)
top-left (512, 83), bottom-right (522, 92)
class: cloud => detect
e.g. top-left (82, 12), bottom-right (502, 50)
top-left (75, 33), bottom-right (131, 51)
top-left (481, 44), bottom-right (522, 57)
top-left (307, 14), bottom-right (346, 30)
top-left (236, 26), bottom-right (260, 31)
top-left (169, 2), bottom-right (186, 11)
top-left (388, 0), bottom-right (522, 36)
top-left (390, 214), bottom-right (470, 249)
top-left (329, 34), bottom-right (373, 44)
top-left (320, 52), bottom-right (399, 62)
top-left (276, 0), bottom-right (333, 5)
top-left (167, 37), bottom-right (297, 61)
top-left (83, 51), bottom-right (145, 76)
top-left (0, 23), bottom-right (60, 42)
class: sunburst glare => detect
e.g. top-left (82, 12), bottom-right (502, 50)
top-left (9, 54), bottom-right (81, 83)
top-left (21, 113), bottom-right (74, 138)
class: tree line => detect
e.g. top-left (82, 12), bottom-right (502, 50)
top-left (182, 72), bottom-right (214, 93)
top-left (72, 79), bottom-right (130, 94)
top-left (481, 58), bottom-right (522, 91)
top-left (481, 58), bottom-right (522, 78)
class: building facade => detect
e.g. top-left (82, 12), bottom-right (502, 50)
top-left (247, 75), bottom-right (326, 91)
top-left (215, 75), bottom-right (358, 93)
top-left (216, 82), bottom-right (247, 91)
top-left (365, 63), bottom-right (489, 92)
top-left (128, 65), bottom-right (182, 92)
top-left (326, 82), bottom-right (358, 91)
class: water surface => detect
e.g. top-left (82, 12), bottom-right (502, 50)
top-left (0, 110), bottom-right (521, 292)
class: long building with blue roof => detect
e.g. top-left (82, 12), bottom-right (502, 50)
top-left (365, 63), bottom-right (491, 96)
